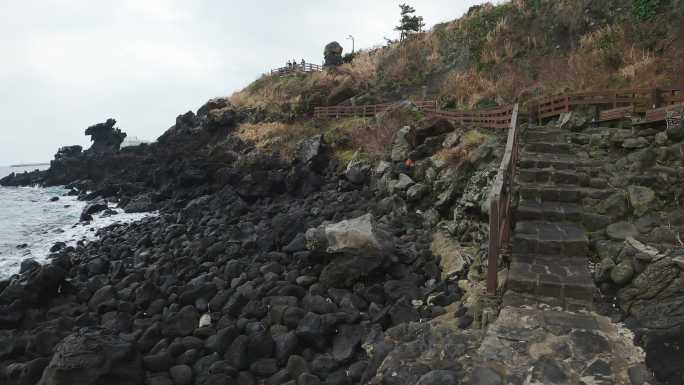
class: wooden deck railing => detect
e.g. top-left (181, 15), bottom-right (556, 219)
top-left (486, 103), bottom-right (519, 295)
top-left (270, 62), bottom-right (322, 77)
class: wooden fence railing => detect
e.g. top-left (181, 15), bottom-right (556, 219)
top-left (270, 62), bottom-right (322, 77)
top-left (427, 104), bottom-right (515, 129)
top-left (314, 101), bottom-right (516, 129)
top-left (486, 104), bottom-right (519, 295)
top-left (313, 101), bottom-right (436, 119)
top-left (530, 87), bottom-right (684, 123)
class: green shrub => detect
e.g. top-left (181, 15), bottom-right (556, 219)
top-left (632, 0), bottom-right (669, 21)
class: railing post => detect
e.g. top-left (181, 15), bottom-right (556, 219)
top-left (651, 88), bottom-right (662, 109)
top-left (487, 199), bottom-right (500, 295)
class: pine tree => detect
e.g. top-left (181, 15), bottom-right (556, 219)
top-left (394, 4), bottom-right (425, 41)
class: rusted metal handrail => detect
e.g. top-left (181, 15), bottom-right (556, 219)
top-left (486, 103), bottom-right (519, 295)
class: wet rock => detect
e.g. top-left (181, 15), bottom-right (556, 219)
top-left (250, 358), bottom-right (278, 377)
top-left (162, 306), bottom-right (199, 337)
top-left (37, 329), bottom-right (143, 385)
top-left (416, 370), bottom-right (459, 385)
top-left (123, 194), bottom-right (153, 213)
top-left (80, 200), bottom-right (108, 221)
top-left (298, 373), bottom-right (322, 385)
top-left (2, 357), bottom-right (50, 385)
top-left (143, 351), bottom-right (172, 372)
top-left (286, 355), bottom-right (309, 379)
top-left (332, 324), bottom-right (363, 361)
top-left (225, 335), bottom-right (249, 370)
top-left (0, 264), bottom-right (67, 305)
top-left (169, 364), bottom-right (193, 385)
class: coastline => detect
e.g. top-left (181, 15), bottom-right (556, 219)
top-left (0, 100), bottom-right (498, 385)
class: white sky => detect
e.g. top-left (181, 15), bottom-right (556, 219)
top-left (0, 0), bottom-right (485, 165)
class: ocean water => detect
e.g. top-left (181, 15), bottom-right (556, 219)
top-left (0, 165), bottom-right (154, 279)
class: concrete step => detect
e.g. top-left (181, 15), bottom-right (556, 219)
top-left (506, 256), bottom-right (594, 305)
top-left (512, 221), bottom-right (588, 256)
top-left (518, 183), bottom-right (614, 203)
top-left (517, 168), bottom-right (590, 186)
top-left (523, 142), bottom-right (572, 155)
top-left (516, 200), bottom-right (583, 222)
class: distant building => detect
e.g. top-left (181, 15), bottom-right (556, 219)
top-left (121, 136), bottom-right (149, 148)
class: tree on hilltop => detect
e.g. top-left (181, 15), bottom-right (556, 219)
top-left (395, 4), bottom-right (424, 41)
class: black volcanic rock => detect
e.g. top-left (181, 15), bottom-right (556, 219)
top-left (37, 330), bottom-right (143, 385)
top-left (85, 118), bottom-right (126, 154)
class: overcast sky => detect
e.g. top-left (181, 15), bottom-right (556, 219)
top-left (0, 0), bottom-right (485, 166)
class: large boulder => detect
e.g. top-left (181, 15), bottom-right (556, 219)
top-left (618, 257), bottom-right (684, 331)
top-left (323, 41), bottom-right (343, 67)
top-left (666, 118), bottom-right (684, 141)
top-left (627, 185), bottom-right (655, 217)
top-left (84, 119), bottom-right (126, 154)
top-left (391, 126), bottom-right (414, 162)
top-left (198, 98), bottom-right (238, 132)
top-left (306, 214), bottom-right (394, 287)
top-left (306, 213), bottom-right (393, 255)
top-left (431, 231), bottom-right (472, 280)
top-left (0, 264), bottom-right (67, 306)
top-left (294, 135), bottom-right (328, 173)
top-left (37, 330), bottom-right (143, 385)
top-left (80, 200), bottom-right (108, 221)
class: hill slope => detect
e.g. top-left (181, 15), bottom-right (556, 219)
top-left (232, 0), bottom-right (684, 117)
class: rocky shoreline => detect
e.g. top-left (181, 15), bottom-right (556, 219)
top-left (4, 96), bottom-right (683, 384)
top-left (0, 100), bottom-right (502, 385)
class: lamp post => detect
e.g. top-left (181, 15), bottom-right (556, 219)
top-left (347, 35), bottom-right (355, 54)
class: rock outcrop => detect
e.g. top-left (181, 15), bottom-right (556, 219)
top-left (84, 119), bottom-right (126, 154)
top-left (323, 41), bottom-right (343, 67)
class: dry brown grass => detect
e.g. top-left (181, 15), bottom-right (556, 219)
top-left (238, 122), bottom-right (320, 159)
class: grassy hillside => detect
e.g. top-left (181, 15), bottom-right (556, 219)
top-left (232, 0), bottom-right (683, 116)
top-left (228, 0), bottom-right (683, 162)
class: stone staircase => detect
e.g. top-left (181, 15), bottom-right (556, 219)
top-left (468, 124), bottom-right (655, 385)
top-left (504, 126), bottom-right (608, 310)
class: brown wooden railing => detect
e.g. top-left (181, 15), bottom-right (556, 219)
top-left (486, 103), bottom-right (519, 295)
top-left (270, 62), bottom-right (322, 77)
top-left (427, 104), bottom-right (515, 129)
top-left (530, 87), bottom-right (684, 123)
top-left (313, 101), bottom-right (436, 118)
top-left (314, 101), bottom-right (516, 129)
